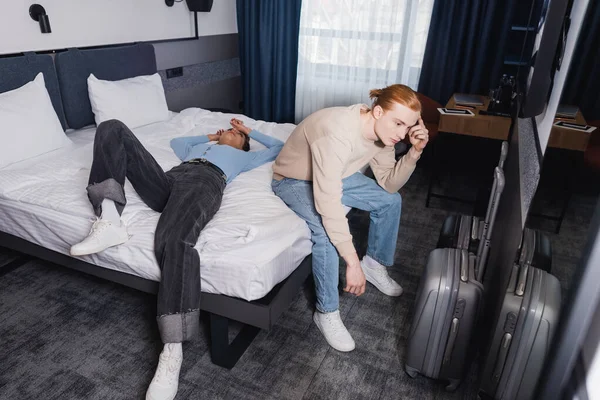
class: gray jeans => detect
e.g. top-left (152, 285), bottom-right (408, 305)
top-left (86, 119), bottom-right (226, 343)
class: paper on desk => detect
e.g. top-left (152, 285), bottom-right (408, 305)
top-left (553, 120), bottom-right (597, 133)
top-left (437, 107), bottom-right (475, 116)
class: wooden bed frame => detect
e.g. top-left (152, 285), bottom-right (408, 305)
top-left (0, 231), bottom-right (312, 369)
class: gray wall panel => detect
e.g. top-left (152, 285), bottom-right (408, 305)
top-left (155, 34), bottom-right (241, 112)
top-left (165, 77), bottom-right (242, 113)
top-left (159, 58), bottom-right (240, 92)
top-left (153, 34), bottom-right (239, 70)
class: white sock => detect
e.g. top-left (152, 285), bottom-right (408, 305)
top-left (101, 199), bottom-right (121, 224)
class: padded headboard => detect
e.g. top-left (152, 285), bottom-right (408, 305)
top-left (0, 53), bottom-right (67, 130)
top-left (55, 43), bottom-right (157, 129)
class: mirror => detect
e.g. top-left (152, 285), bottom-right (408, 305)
top-left (524, 0), bottom-right (599, 297)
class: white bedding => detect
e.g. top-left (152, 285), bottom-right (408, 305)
top-left (0, 109), bottom-right (314, 301)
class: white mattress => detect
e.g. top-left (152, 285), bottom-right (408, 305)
top-left (0, 109), bottom-right (313, 301)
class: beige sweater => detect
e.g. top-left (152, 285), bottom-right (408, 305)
top-left (273, 104), bottom-right (420, 257)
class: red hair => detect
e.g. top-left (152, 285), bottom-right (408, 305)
top-left (369, 84), bottom-right (422, 113)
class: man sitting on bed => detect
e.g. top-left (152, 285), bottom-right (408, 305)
top-left (69, 117), bottom-right (283, 400)
top-left (271, 84), bottom-right (429, 352)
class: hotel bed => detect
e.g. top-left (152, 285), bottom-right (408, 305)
top-left (0, 44), bottom-right (317, 368)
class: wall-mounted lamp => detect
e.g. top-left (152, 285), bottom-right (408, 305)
top-left (29, 4), bottom-right (51, 34)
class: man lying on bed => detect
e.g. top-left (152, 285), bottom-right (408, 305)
top-left (69, 117), bottom-right (283, 400)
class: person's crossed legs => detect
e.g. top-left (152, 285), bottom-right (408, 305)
top-left (272, 172), bottom-right (402, 351)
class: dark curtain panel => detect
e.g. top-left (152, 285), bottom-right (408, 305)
top-left (236, 0), bottom-right (302, 123)
top-left (417, 0), bottom-right (518, 105)
top-left (561, 0), bottom-right (600, 121)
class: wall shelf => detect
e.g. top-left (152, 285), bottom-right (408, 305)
top-left (511, 25), bottom-right (536, 32)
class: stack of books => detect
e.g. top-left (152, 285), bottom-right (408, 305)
top-left (556, 104), bottom-right (579, 119)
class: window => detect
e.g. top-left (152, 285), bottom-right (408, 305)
top-left (295, 0), bottom-right (434, 121)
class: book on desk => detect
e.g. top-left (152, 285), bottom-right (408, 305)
top-left (556, 104), bottom-right (580, 119)
top-left (453, 93), bottom-right (484, 106)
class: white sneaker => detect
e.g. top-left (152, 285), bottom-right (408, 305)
top-left (146, 343), bottom-right (183, 400)
top-left (313, 310), bottom-right (355, 352)
top-left (361, 257), bottom-right (403, 297)
top-left (70, 218), bottom-right (129, 256)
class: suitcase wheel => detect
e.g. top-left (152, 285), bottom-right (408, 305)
top-left (405, 365), bottom-right (419, 379)
top-left (445, 378), bottom-right (460, 392)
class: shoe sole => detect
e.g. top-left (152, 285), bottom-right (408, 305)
top-left (70, 235), bottom-right (129, 256)
top-left (146, 385), bottom-right (178, 400)
top-left (313, 313), bottom-right (355, 352)
top-left (362, 265), bottom-right (404, 297)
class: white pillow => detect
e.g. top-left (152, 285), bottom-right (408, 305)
top-left (87, 73), bottom-right (169, 129)
top-left (0, 73), bottom-right (71, 169)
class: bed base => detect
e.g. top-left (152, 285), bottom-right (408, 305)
top-left (0, 231), bottom-right (312, 369)
top-left (0, 253), bottom-right (32, 277)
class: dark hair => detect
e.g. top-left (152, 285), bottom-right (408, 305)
top-left (242, 135), bottom-right (250, 152)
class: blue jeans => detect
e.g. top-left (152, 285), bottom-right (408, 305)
top-left (272, 172), bottom-right (401, 313)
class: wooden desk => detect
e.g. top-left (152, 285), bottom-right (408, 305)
top-left (438, 95), bottom-right (512, 140)
top-left (547, 111), bottom-right (590, 152)
top-left (530, 111), bottom-right (590, 233)
top-left (426, 93), bottom-right (511, 213)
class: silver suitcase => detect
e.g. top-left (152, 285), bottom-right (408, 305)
top-left (405, 248), bottom-right (484, 390)
top-left (479, 231), bottom-right (561, 400)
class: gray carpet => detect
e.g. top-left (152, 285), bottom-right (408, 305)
top-left (0, 165), bottom-right (596, 400)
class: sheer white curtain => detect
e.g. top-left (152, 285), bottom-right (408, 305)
top-left (295, 0), bottom-right (435, 122)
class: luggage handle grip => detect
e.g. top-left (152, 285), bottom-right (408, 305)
top-left (492, 332), bottom-right (513, 384)
top-left (471, 216), bottom-right (480, 241)
top-left (443, 318), bottom-right (460, 365)
top-left (460, 250), bottom-right (469, 282)
top-left (515, 262), bottom-right (530, 296)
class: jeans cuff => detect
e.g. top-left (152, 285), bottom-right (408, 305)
top-left (86, 178), bottom-right (126, 217)
top-left (316, 305), bottom-right (339, 314)
top-left (366, 252), bottom-right (394, 268)
top-left (156, 309), bottom-right (200, 343)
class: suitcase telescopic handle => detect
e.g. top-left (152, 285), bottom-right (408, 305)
top-left (481, 180), bottom-right (498, 239)
top-left (485, 168), bottom-right (505, 243)
top-left (480, 168), bottom-right (505, 246)
top-left (475, 168), bottom-right (505, 281)
top-left (476, 240), bottom-right (490, 282)
top-left (498, 141), bottom-right (509, 169)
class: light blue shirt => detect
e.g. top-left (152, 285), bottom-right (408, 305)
top-left (170, 130), bottom-right (284, 183)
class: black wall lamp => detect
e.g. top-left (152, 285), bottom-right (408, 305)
top-left (29, 4), bottom-right (51, 34)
